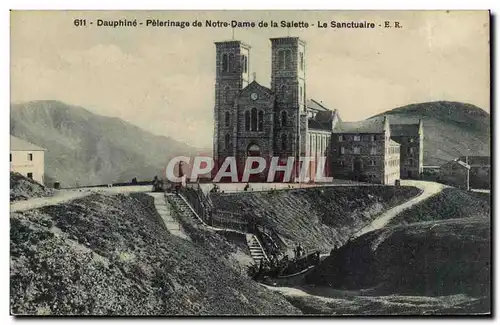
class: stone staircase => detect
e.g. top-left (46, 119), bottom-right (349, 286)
top-left (246, 234), bottom-right (268, 264)
top-left (166, 193), bottom-right (269, 265)
top-left (148, 193), bottom-right (189, 240)
top-left (165, 193), bottom-right (205, 226)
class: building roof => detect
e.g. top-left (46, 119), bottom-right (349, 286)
top-left (442, 159), bottom-right (471, 170)
top-left (458, 156), bottom-right (490, 167)
top-left (308, 119), bottom-right (331, 131)
top-left (238, 80), bottom-right (274, 97)
top-left (306, 99), bottom-right (330, 112)
top-left (332, 119), bottom-right (385, 134)
top-left (10, 135), bottom-right (45, 151)
top-left (389, 139), bottom-right (401, 147)
top-left (456, 160), bottom-right (471, 169)
top-left (214, 40), bottom-right (251, 49)
top-left (390, 123), bottom-right (420, 136)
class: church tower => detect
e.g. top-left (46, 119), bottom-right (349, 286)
top-left (214, 41), bottom-right (251, 168)
top-left (270, 37), bottom-right (307, 169)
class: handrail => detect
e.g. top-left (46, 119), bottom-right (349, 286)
top-left (177, 183), bottom-right (289, 259)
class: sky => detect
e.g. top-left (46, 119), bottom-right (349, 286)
top-left (10, 10), bottom-right (490, 148)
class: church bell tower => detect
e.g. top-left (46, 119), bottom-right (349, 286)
top-left (270, 37), bottom-right (307, 170)
top-left (213, 40), bottom-right (251, 169)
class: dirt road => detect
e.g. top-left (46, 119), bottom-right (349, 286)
top-left (354, 180), bottom-right (448, 237)
top-left (10, 185), bottom-right (152, 213)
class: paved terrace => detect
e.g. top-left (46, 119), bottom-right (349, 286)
top-left (198, 179), bottom-right (378, 195)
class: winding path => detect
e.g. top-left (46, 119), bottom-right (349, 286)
top-left (264, 180), bottom-right (448, 299)
top-left (10, 185), bottom-right (152, 213)
top-left (354, 180), bottom-right (447, 237)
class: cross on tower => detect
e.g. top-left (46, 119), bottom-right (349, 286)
top-left (252, 72), bottom-right (256, 81)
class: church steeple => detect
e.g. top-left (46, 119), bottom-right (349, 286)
top-left (213, 40), bottom-right (251, 166)
top-left (270, 37), bottom-right (306, 112)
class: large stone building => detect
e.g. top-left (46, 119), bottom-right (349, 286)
top-left (212, 36), bottom-right (423, 184)
top-left (10, 135), bottom-right (46, 184)
top-left (390, 120), bottom-right (424, 179)
top-left (439, 159), bottom-right (470, 190)
top-left (213, 37), bottom-right (334, 181)
top-left (330, 117), bottom-right (401, 185)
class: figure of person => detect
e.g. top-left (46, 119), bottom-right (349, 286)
top-left (297, 243), bottom-right (303, 258)
top-left (244, 183), bottom-right (250, 191)
top-left (152, 175), bottom-right (159, 191)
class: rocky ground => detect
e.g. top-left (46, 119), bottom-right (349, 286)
top-left (10, 192), bottom-right (300, 316)
top-left (10, 172), bottom-right (54, 202)
top-left (210, 185), bottom-right (421, 252)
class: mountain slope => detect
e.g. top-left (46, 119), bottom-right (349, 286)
top-left (370, 101), bottom-right (490, 165)
top-left (307, 217), bottom-right (490, 302)
top-left (10, 193), bottom-right (300, 315)
top-left (10, 100), bottom-right (202, 187)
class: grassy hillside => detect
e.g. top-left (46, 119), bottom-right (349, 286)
top-left (210, 186), bottom-right (421, 252)
top-left (10, 100), bottom-right (204, 187)
top-left (387, 188), bottom-right (490, 227)
top-left (306, 217), bottom-right (490, 312)
top-left (370, 101), bottom-right (490, 165)
top-left (10, 172), bottom-right (53, 202)
top-left (10, 193), bottom-right (300, 315)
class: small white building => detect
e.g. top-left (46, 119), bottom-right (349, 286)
top-left (10, 135), bottom-right (46, 184)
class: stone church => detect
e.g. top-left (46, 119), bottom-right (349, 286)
top-left (212, 36), bottom-right (423, 184)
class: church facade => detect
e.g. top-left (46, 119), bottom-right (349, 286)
top-left (212, 36), bottom-right (423, 184)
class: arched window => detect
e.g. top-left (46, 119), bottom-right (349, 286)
top-left (284, 49), bottom-right (292, 70)
top-left (281, 110), bottom-right (287, 127)
top-left (241, 55), bottom-right (248, 73)
top-left (278, 49), bottom-right (285, 70)
top-left (245, 111), bottom-right (250, 131)
top-left (278, 49), bottom-right (292, 70)
top-left (228, 53), bottom-right (235, 72)
top-left (224, 112), bottom-right (230, 127)
top-left (280, 84), bottom-right (287, 101)
top-left (247, 143), bottom-right (261, 157)
top-left (299, 85), bottom-right (303, 105)
top-left (258, 110), bottom-right (264, 131)
top-left (224, 86), bottom-right (231, 104)
top-left (251, 108), bottom-right (257, 131)
top-left (222, 53), bottom-right (228, 72)
top-left (282, 134), bottom-right (288, 151)
top-left (225, 133), bottom-right (231, 150)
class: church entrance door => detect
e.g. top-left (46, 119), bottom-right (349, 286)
top-left (246, 144), bottom-right (263, 182)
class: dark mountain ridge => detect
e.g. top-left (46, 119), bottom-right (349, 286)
top-left (370, 101), bottom-right (490, 165)
top-left (10, 100), bottom-right (203, 187)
